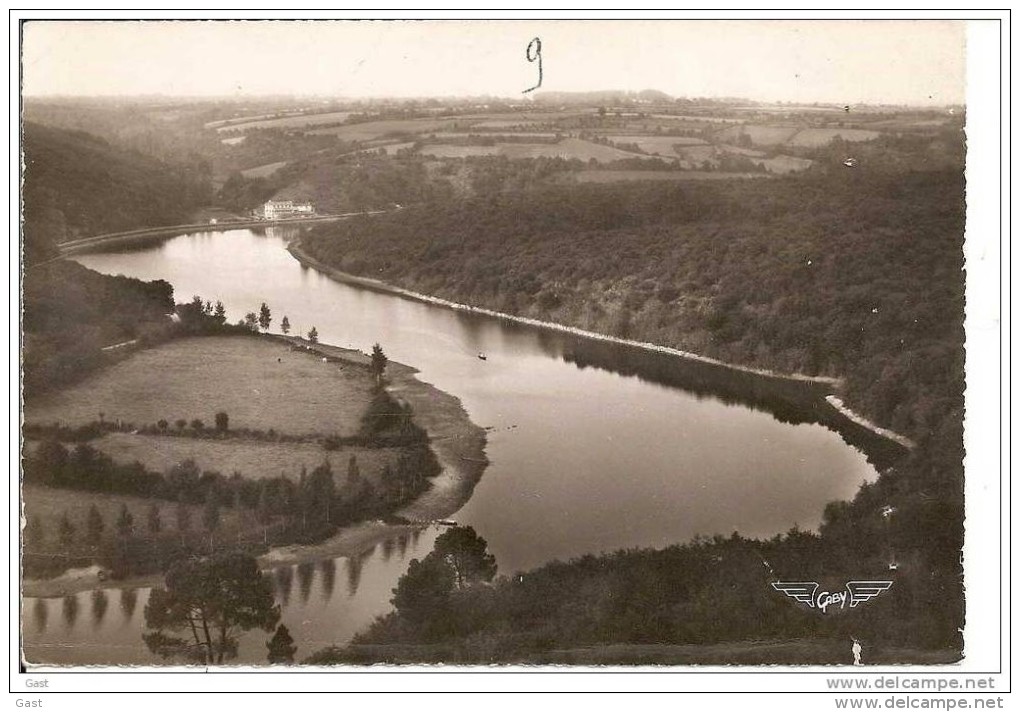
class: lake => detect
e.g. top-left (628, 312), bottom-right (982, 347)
top-left (23, 225), bottom-right (882, 665)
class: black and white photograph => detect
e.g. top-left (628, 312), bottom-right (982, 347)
top-left (9, 11), bottom-right (1007, 700)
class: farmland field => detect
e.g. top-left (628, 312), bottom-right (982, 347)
top-left (786, 128), bottom-right (881, 147)
top-left (607, 135), bottom-right (706, 156)
top-left (419, 138), bottom-right (655, 163)
top-left (241, 161), bottom-right (288, 179)
top-left (438, 132), bottom-right (558, 139)
top-left (218, 111), bottom-right (353, 133)
top-left (90, 432), bottom-right (400, 487)
top-left (305, 118), bottom-right (462, 141)
top-left (571, 170), bottom-right (771, 183)
top-left (756, 155), bottom-right (814, 173)
top-left (206, 111), bottom-right (304, 129)
top-left (418, 145), bottom-right (499, 158)
top-left (730, 125), bottom-right (800, 145)
top-left (24, 336), bottom-right (376, 436)
top-left (468, 119), bottom-right (550, 129)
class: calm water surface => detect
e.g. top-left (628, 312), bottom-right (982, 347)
top-left (24, 226), bottom-right (877, 665)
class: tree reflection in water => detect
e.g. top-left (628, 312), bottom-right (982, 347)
top-left (318, 559), bottom-right (336, 602)
top-left (119, 588), bottom-right (138, 622)
top-left (91, 589), bottom-right (108, 627)
top-left (274, 565), bottom-right (293, 607)
top-left (61, 595), bottom-right (79, 629)
top-left (296, 562), bottom-right (315, 605)
top-left (346, 547), bottom-right (373, 597)
top-left (32, 598), bottom-right (47, 634)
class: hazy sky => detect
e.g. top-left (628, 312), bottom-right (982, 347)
top-left (22, 20), bottom-right (966, 105)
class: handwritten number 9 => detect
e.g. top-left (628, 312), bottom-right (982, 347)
top-left (523, 37), bottom-right (542, 94)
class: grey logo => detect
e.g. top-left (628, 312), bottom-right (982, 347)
top-left (772, 581), bottom-right (893, 613)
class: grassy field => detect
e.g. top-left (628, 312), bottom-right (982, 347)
top-left (305, 118), bottom-right (461, 141)
top-left (723, 125), bottom-right (800, 146)
top-left (24, 336), bottom-right (376, 436)
top-left (607, 135), bottom-right (707, 156)
top-left (240, 160), bottom-right (288, 178)
top-left (90, 432), bottom-right (400, 487)
top-left (218, 110), bottom-right (353, 133)
top-left (468, 119), bottom-right (551, 129)
top-left (787, 127), bottom-right (881, 147)
top-left (757, 155), bottom-right (815, 174)
top-left (418, 145), bottom-right (500, 158)
top-left (418, 139), bottom-right (659, 163)
top-left (572, 170), bottom-right (771, 183)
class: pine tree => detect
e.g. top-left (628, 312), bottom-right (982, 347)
top-left (147, 504), bottom-right (162, 534)
top-left (371, 343), bottom-right (388, 383)
top-left (58, 512), bottom-right (75, 546)
top-left (280, 316), bottom-right (290, 335)
top-left (203, 491), bottom-right (221, 532)
top-left (256, 483), bottom-right (272, 525)
top-left (175, 499), bottom-right (191, 532)
top-left (115, 504), bottom-right (134, 537)
top-left (266, 623), bottom-right (297, 664)
top-left (346, 454), bottom-right (360, 487)
top-left (86, 504), bottom-right (104, 545)
top-left (307, 326), bottom-right (318, 343)
top-left (258, 302), bottom-right (272, 332)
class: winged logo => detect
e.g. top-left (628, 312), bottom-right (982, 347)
top-left (846, 580), bottom-right (893, 607)
top-left (771, 582), bottom-right (819, 608)
top-left (772, 580), bottom-right (893, 613)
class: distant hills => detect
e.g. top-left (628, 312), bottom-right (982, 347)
top-left (22, 122), bottom-right (211, 264)
top-left (532, 89), bottom-right (673, 104)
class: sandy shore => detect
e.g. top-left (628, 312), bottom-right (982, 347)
top-left (23, 337), bottom-right (488, 598)
top-left (825, 395), bottom-right (916, 449)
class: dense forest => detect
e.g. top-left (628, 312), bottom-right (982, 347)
top-left (22, 122), bottom-right (212, 254)
top-left (301, 164), bottom-right (964, 445)
top-left (300, 149), bottom-right (966, 662)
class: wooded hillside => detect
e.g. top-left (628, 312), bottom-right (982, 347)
top-left (302, 166), bottom-right (965, 445)
top-left (22, 122), bottom-right (211, 262)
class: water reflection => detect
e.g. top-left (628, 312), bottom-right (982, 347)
top-left (296, 562), bottom-right (315, 605)
top-left (91, 590), bottom-right (108, 627)
top-left (61, 596), bottom-right (78, 628)
top-left (274, 565), bottom-right (293, 606)
top-left (32, 598), bottom-right (47, 633)
top-left (346, 549), bottom-right (367, 596)
top-left (319, 559), bottom-right (336, 601)
top-left (24, 527), bottom-right (441, 665)
top-left (119, 588), bottom-right (138, 622)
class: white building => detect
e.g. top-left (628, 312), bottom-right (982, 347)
top-left (262, 199), bottom-right (315, 220)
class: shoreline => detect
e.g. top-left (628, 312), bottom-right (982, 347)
top-left (23, 336), bottom-right (488, 598)
top-left (51, 209), bottom-right (392, 260)
top-left (286, 239), bottom-right (916, 451)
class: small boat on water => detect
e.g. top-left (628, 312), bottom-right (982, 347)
top-left (477, 352), bottom-right (487, 360)
top-left (437, 519), bottom-right (458, 527)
